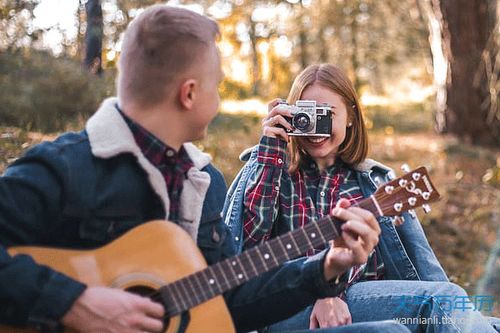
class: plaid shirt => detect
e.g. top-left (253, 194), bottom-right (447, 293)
top-left (243, 136), bottom-right (384, 285)
top-left (118, 106), bottom-right (193, 223)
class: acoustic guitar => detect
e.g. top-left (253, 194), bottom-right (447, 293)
top-left (2, 167), bottom-right (439, 333)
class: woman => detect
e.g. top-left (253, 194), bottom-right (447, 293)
top-left (223, 64), bottom-right (499, 332)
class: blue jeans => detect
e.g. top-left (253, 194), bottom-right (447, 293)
top-left (262, 320), bottom-right (410, 332)
top-left (264, 281), bottom-right (499, 333)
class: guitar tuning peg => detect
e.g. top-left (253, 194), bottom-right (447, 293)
top-left (422, 192), bottom-right (430, 200)
top-left (412, 172), bottom-right (421, 181)
top-left (394, 202), bottom-right (403, 212)
top-left (401, 163), bottom-right (411, 173)
top-left (393, 215), bottom-right (405, 226)
top-left (422, 204), bottom-right (432, 214)
top-left (408, 209), bottom-right (417, 218)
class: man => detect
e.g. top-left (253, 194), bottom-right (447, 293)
top-left (0, 5), bottom-right (405, 333)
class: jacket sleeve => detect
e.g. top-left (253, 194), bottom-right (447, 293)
top-left (0, 144), bottom-right (86, 329)
top-left (242, 136), bottom-right (288, 248)
top-left (224, 249), bottom-right (349, 333)
top-left (222, 148), bottom-right (258, 254)
top-left (395, 211), bottom-right (448, 281)
top-left (373, 167), bottom-right (448, 281)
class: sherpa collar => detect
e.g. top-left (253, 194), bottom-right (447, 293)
top-left (85, 97), bottom-right (213, 240)
top-left (238, 144), bottom-right (391, 174)
top-left (86, 97), bottom-right (212, 169)
top-left (353, 159), bottom-right (391, 173)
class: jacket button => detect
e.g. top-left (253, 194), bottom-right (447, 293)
top-left (107, 221), bottom-right (116, 235)
top-left (212, 227), bottom-right (221, 243)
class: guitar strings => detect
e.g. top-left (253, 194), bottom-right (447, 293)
top-left (142, 184), bottom-right (416, 317)
top-left (142, 221), bottom-right (343, 316)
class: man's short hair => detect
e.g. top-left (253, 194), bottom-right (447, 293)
top-left (118, 5), bottom-right (219, 107)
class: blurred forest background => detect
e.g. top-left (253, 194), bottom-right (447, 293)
top-left (0, 0), bottom-right (499, 316)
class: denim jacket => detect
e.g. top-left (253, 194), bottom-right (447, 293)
top-left (0, 98), bottom-right (346, 333)
top-left (223, 144), bottom-right (448, 283)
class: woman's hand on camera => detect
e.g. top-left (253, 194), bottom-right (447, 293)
top-left (262, 98), bottom-right (294, 142)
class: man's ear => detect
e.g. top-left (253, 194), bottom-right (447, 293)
top-left (178, 79), bottom-right (197, 110)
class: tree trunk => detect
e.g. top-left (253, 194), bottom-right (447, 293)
top-left (84, 0), bottom-right (103, 75)
top-left (76, 0), bottom-right (84, 58)
top-left (318, 26), bottom-right (329, 63)
top-left (248, 19), bottom-right (260, 96)
top-left (349, 2), bottom-right (361, 94)
top-left (417, 0), bottom-right (449, 132)
top-left (436, 0), bottom-right (499, 145)
top-left (297, 4), bottom-right (309, 70)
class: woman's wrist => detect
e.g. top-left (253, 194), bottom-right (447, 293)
top-left (257, 136), bottom-right (288, 167)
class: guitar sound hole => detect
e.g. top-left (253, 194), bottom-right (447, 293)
top-left (125, 285), bottom-right (156, 297)
top-left (125, 285), bottom-right (171, 331)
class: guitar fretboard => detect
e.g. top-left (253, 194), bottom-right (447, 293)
top-left (159, 197), bottom-right (380, 317)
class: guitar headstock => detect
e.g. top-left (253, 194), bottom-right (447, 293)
top-left (373, 166), bottom-right (440, 216)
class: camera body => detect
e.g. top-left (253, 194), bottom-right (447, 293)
top-left (278, 100), bottom-right (332, 137)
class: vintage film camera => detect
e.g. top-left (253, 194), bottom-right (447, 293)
top-left (278, 100), bottom-right (333, 137)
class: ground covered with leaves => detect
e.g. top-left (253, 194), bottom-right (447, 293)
top-left (1, 105), bottom-right (499, 316)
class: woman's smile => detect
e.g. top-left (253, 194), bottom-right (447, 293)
top-left (305, 136), bottom-right (329, 146)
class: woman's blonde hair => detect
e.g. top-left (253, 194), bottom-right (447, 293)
top-left (287, 64), bottom-right (368, 173)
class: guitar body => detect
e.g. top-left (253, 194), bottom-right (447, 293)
top-left (0, 167), bottom-right (440, 333)
top-left (1, 221), bottom-right (235, 333)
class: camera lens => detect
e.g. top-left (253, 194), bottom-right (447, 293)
top-left (293, 113), bottom-right (312, 132)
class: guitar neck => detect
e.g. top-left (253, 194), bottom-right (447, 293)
top-left (159, 197), bottom-right (381, 316)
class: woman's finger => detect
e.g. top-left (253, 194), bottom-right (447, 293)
top-left (268, 98), bottom-right (284, 112)
top-left (336, 198), bottom-right (352, 209)
top-left (263, 115), bottom-right (293, 131)
top-left (342, 220), bottom-right (379, 250)
top-left (263, 126), bottom-right (289, 142)
top-left (267, 104), bottom-right (293, 119)
top-left (347, 207), bottom-right (380, 235)
top-left (309, 314), bottom-right (319, 329)
top-left (342, 232), bottom-right (368, 264)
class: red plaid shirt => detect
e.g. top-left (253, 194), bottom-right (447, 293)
top-left (243, 136), bottom-right (384, 286)
top-left (118, 106), bottom-right (193, 223)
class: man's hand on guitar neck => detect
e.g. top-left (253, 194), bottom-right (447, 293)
top-left (323, 198), bottom-right (381, 281)
top-left (61, 286), bottom-right (165, 333)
